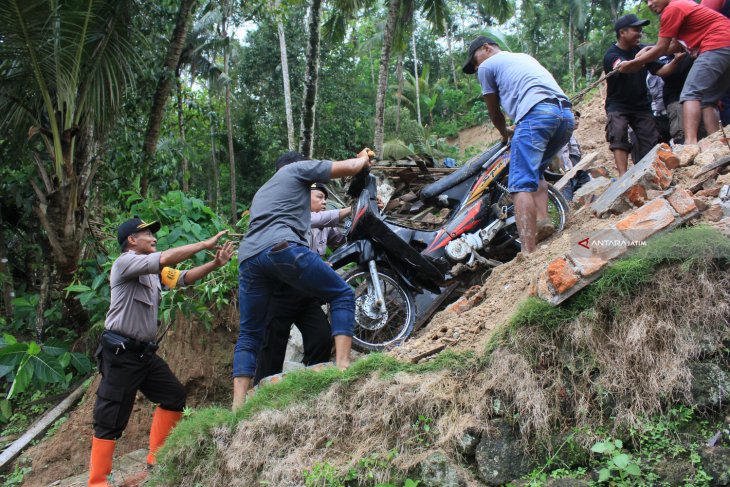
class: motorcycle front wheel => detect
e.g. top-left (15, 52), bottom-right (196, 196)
top-left (341, 267), bottom-right (416, 352)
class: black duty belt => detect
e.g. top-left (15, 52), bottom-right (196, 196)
top-left (542, 98), bottom-right (572, 109)
top-left (101, 330), bottom-right (158, 355)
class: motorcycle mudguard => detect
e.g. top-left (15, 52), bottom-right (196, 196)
top-left (328, 240), bottom-right (374, 270)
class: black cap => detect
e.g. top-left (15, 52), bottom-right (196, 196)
top-left (311, 182), bottom-right (328, 199)
top-left (462, 36), bottom-right (498, 75)
top-left (117, 217), bottom-right (161, 247)
top-left (614, 14), bottom-right (649, 34)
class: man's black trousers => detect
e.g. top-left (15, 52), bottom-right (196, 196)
top-left (253, 291), bottom-right (332, 385)
top-left (93, 345), bottom-right (186, 440)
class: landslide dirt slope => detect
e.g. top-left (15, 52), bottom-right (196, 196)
top-left (391, 88), bottom-right (730, 363)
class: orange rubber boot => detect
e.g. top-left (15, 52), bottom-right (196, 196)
top-left (146, 407), bottom-right (183, 465)
top-left (88, 437), bottom-right (115, 487)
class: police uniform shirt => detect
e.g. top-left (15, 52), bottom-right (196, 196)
top-left (104, 251), bottom-right (187, 343)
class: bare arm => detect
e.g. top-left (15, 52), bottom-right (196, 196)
top-left (159, 230), bottom-right (228, 267)
top-left (654, 52), bottom-right (686, 77)
top-left (620, 37), bottom-right (672, 72)
top-left (183, 240), bottom-right (235, 284)
top-left (330, 148), bottom-right (372, 179)
top-left (483, 93), bottom-right (510, 142)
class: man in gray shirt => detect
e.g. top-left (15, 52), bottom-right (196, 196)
top-left (463, 36), bottom-right (574, 254)
top-left (88, 218), bottom-right (233, 487)
top-left (233, 149), bottom-right (372, 410)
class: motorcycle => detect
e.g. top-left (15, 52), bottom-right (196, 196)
top-left (328, 141), bottom-right (570, 351)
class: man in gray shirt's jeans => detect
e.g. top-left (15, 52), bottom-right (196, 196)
top-left (233, 149), bottom-right (372, 410)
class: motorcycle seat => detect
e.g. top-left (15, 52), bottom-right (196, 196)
top-left (420, 142), bottom-right (505, 206)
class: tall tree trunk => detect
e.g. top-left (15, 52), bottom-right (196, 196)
top-left (140, 0), bottom-right (198, 196)
top-left (412, 31), bottom-right (421, 126)
top-left (369, 48), bottom-right (376, 85)
top-left (277, 21), bottom-right (296, 151)
top-left (446, 25), bottom-right (458, 87)
top-left (209, 108), bottom-right (220, 211)
top-left (222, 6), bottom-right (237, 224)
top-left (373, 0), bottom-right (400, 158)
top-left (35, 258), bottom-right (51, 342)
top-left (0, 217), bottom-right (14, 322)
top-left (299, 0), bottom-right (323, 158)
top-left (395, 55), bottom-right (404, 136)
top-left (568, 14), bottom-right (575, 93)
top-left (176, 74), bottom-right (190, 193)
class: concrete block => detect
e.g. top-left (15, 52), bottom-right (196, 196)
top-left (567, 254), bottom-right (607, 277)
top-left (592, 145), bottom-right (673, 217)
top-left (554, 152), bottom-right (602, 191)
top-left (574, 177), bottom-right (612, 208)
top-left (572, 225), bottom-right (632, 261)
top-left (616, 198), bottom-right (676, 241)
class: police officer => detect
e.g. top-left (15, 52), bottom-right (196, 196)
top-left (88, 217), bottom-right (233, 487)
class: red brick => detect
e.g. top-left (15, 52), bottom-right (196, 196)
top-left (546, 258), bottom-right (580, 295)
top-left (666, 189), bottom-right (697, 217)
top-left (696, 186), bottom-right (722, 198)
top-left (657, 147), bottom-right (680, 170)
top-left (626, 184), bottom-right (648, 207)
top-left (616, 198), bottom-right (676, 241)
top-left (651, 159), bottom-right (673, 189)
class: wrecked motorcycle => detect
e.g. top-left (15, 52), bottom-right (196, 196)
top-left (328, 141), bottom-right (570, 351)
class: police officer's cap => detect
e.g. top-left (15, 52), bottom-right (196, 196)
top-left (117, 217), bottom-right (161, 247)
top-left (311, 183), bottom-right (328, 199)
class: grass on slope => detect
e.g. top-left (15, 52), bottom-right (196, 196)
top-left (151, 225), bottom-right (730, 486)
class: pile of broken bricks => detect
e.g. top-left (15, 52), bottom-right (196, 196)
top-left (533, 127), bottom-right (730, 305)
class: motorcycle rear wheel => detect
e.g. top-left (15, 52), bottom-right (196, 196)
top-left (496, 183), bottom-right (570, 249)
top-left (342, 266), bottom-right (416, 352)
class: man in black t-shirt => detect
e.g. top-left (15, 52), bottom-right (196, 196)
top-left (604, 14), bottom-right (660, 176)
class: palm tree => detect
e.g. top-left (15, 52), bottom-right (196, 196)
top-left (0, 0), bottom-right (143, 327)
